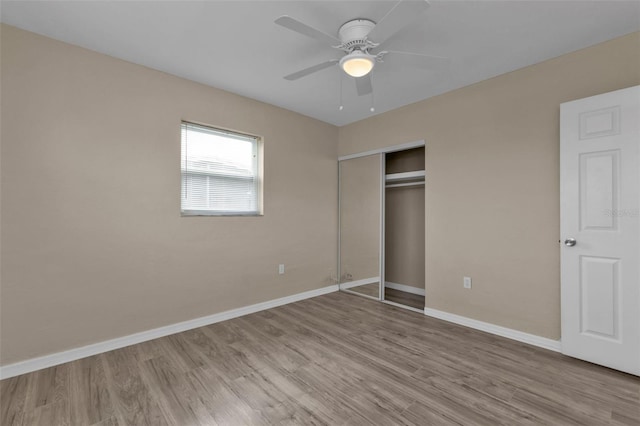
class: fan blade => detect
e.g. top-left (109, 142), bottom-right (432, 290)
top-left (355, 74), bottom-right (373, 96)
top-left (380, 51), bottom-right (450, 71)
top-left (284, 59), bottom-right (339, 81)
top-left (367, 0), bottom-right (430, 45)
top-left (275, 16), bottom-right (340, 46)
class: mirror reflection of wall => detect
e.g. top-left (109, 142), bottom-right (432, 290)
top-left (339, 154), bottom-right (381, 299)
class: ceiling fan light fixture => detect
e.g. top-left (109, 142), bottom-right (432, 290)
top-left (340, 51), bottom-right (375, 78)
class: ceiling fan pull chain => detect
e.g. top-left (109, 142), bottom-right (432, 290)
top-left (339, 73), bottom-right (344, 111)
top-left (370, 83), bottom-right (375, 112)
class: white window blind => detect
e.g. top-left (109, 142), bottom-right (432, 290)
top-left (181, 122), bottom-right (261, 216)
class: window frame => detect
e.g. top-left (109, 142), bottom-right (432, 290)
top-left (180, 121), bottom-right (263, 217)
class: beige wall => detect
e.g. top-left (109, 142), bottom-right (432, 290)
top-left (339, 32), bottom-right (640, 339)
top-left (0, 24), bottom-right (338, 365)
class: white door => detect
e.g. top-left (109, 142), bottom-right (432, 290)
top-left (560, 85), bottom-right (640, 376)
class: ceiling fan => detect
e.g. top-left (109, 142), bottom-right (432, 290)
top-left (275, 0), bottom-right (449, 105)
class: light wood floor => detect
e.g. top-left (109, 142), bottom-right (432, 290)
top-left (2, 291), bottom-right (638, 425)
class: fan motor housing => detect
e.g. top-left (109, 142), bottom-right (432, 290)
top-left (338, 19), bottom-right (376, 50)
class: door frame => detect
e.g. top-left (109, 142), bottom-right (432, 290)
top-left (379, 153), bottom-right (386, 302)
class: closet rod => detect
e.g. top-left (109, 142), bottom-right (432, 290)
top-left (385, 181), bottom-right (425, 189)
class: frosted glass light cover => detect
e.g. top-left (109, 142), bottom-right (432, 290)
top-left (340, 53), bottom-right (374, 77)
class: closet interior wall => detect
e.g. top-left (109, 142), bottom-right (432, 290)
top-left (385, 148), bottom-right (426, 302)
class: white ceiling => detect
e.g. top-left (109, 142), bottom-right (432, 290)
top-left (2, 1), bottom-right (639, 126)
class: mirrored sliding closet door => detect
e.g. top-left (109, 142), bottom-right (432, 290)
top-left (338, 154), bottom-right (383, 300)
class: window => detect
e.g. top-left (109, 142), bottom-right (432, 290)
top-left (181, 122), bottom-right (262, 216)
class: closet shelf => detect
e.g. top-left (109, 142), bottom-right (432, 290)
top-left (385, 170), bottom-right (426, 183)
top-left (386, 181), bottom-right (425, 189)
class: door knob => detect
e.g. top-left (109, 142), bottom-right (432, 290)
top-left (564, 238), bottom-right (577, 247)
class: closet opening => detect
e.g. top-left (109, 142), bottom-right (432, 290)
top-left (383, 147), bottom-right (425, 311)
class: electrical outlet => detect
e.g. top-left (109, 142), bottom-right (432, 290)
top-left (463, 276), bottom-right (472, 289)
top-left (279, 264), bottom-right (285, 275)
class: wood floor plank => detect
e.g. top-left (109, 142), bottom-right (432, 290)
top-left (1, 291), bottom-right (638, 425)
top-left (612, 405), bottom-right (640, 426)
top-left (69, 355), bottom-right (114, 426)
top-left (185, 323), bottom-right (279, 381)
top-left (138, 355), bottom-right (217, 425)
top-left (231, 315), bottom-right (311, 375)
top-left (1, 375), bottom-right (29, 426)
top-left (91, 416), bottom-right (120, 426)
top-left (177, 327), bottom-right (236, 370)
top-left (185, 366), bottom-right (265, 425)
top-left (100, 348), bottom-right (170, 425)
top-left (401, 400), bottom-right (467, 426)
top-left (17, 366), bottom-right (72, 425)
top-left (287, 389), bottom-right (363, 426)
top-left (23, 363), bottom-right (69, 412)
top-left (281, 300), bottom-right (425, 374)
top-left (23, 400), bottom-right (70, 426)
top-left (158, 333), bottom-right (209, 373)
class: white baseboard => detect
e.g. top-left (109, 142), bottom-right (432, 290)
top-left (423, 307), bottom-right (561, 353)
top-left (339, 277), bottom-right (379, 290)
top-left (384, 281), bottom-right (425, 296)
top-left (0, 284), bottom-right (339, 380)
